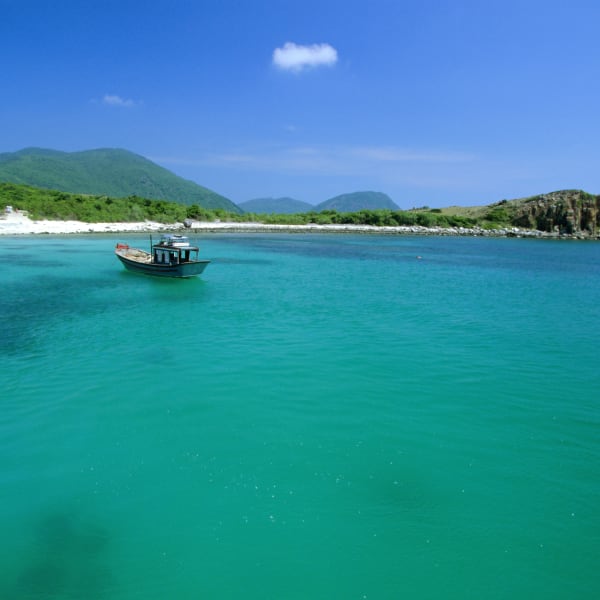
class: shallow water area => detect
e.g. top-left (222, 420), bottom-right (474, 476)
top-left (1, 233), bottom-right (599, 599)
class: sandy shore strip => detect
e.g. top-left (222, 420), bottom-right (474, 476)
top-left (0, 212), bottom-right (172, 235)
top-left (0, 211), bottom-right (569, 238)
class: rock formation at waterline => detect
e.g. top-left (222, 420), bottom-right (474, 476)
top-left (510, 190), bottom-right (599, 235)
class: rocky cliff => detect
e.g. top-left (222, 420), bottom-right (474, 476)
top-left (510, 190), bottom-right (599, 235)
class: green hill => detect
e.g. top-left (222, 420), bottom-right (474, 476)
top-left (239, 197), bottom-right (314, 214)
top-left (315, 191), bottom-right (399, 212)
top-left (431, 189), bottom-right (599, 234)
top-left (0, 147), bottom-right (242, 213)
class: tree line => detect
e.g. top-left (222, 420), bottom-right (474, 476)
top-left (1, 182), bottom-right (512, 229)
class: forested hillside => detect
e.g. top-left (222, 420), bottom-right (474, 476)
top-left (315, 191), bottom-right (399, 212)
top-left (0, 147), bottom-right (241, 213)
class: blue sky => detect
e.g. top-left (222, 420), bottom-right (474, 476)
top-left (2, 0), bottom-right (599, 208)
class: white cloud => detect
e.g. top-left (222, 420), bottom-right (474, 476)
top-left (272, 42), bottom-right (338, 72)
top-left (102, 94), bottom-right (135, 107)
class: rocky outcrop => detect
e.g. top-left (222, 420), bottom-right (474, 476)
top-left (511, 190), bottom-right (600, 235)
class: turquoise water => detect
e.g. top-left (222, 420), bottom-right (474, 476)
top-left (1, 233), bottom-right (599, 599)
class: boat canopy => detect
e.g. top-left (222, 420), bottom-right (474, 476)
top-left (159, 234), bottom-right (190, 247)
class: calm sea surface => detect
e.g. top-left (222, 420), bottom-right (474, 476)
top-left (1, 233), bottom-right (599, 599)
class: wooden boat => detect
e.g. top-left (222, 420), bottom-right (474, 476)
top-left (115, 234), bottom-right (210, 278)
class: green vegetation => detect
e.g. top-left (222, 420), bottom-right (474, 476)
top-left (0, 183), bottom-right (188, 223)
top-left (3, 183), bottom-right (597, 234)
top-left (1, 183), bottom-right (479, 227)
top-left (191, 205), bottom-right (478, 228)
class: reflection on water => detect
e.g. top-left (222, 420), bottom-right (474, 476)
top-left (0, 275), bottom-right (116, 356)
top-left (10, 509), bottom-right (111, 599)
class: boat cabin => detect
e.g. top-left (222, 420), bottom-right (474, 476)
top-left (153, 234), bottom-right (199, 265)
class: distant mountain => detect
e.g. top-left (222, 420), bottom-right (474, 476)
top-left (315, 191), bottom-right (399, 212)
top-left (239, 197), bottom-right (314, 214)
top-left (239, 192), bottom-right (400, 214)
top-left (0, 147), bottom-right (241, 213)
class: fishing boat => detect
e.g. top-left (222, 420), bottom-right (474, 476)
top-left (115, 234), bottom-right (210, 278)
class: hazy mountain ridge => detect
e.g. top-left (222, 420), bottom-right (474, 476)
top-left (0, 147), bottom-right (241, 213)
top-left (315, 191), bottom-right (399, 212)
top-left (240, 191), bottom-right (399, 214)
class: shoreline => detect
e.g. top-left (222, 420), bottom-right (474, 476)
top-left (0, 213), bottom-right (596, 239)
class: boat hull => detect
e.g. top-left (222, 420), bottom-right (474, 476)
top-left (116, 252), bottom-right (210, 278)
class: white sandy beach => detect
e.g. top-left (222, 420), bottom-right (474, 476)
top-left (0, 211), bottom-right (179, 235)
top-left (0, 210), bottom-right (552, 237)
top-left (0, 212), bottom-right (381, 235)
